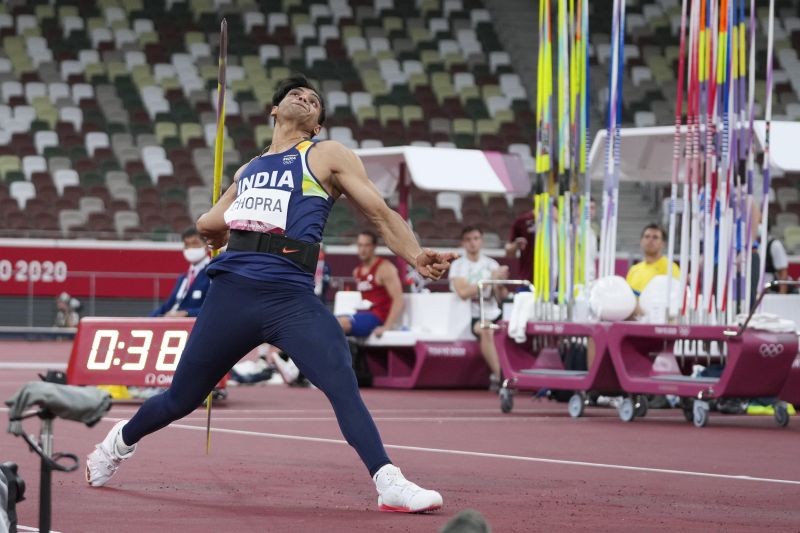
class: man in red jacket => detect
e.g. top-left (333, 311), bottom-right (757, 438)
top-left (338, 230), bottom-right (404, 338)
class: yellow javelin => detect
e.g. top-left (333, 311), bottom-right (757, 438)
top-left (205, 17), bottom-right (227, 455)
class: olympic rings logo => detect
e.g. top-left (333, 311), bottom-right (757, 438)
top-left (758, 343), bottom-right (784, 358)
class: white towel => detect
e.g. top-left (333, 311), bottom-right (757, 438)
top-left (507, 291), bottom-right (535, 343)
top-left (735, 312), bottom-right (798, 333)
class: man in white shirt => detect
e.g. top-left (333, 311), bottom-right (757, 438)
top-left (765, 236), bottom-right (791, 293)
top-left (449, 226), bottom-right (508, 390)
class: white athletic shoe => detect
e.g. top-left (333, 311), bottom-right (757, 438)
top-left (86, 420), bottom-right (135, 487)
top-left (271, 355), bottom-right (300, 384)
top-left (373, 464), bottom-right (443, 513)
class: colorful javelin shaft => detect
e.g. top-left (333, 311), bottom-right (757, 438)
top-left (755, 0), bottom-right (775, 304)
top-left (742, 0), bottom-right (757, 313)
top-left (666, 0), bottom-right (690, 323)
top-left (599, 0), bottom-right (622, 280)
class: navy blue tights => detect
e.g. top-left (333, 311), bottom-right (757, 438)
top-left (121, 272), bottom-right (391, 476)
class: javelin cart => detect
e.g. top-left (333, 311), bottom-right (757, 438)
top-left (494, 319), bottom-right (629, 418)
top-left (486, 281), bottom-right (628, 418)
top-left (606, 306), bottom-right (798, 427)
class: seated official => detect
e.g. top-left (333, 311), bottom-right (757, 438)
top-left (626, 223), bottom-right (680, 297)
top-left (150, 227), bottom-right (211, 317)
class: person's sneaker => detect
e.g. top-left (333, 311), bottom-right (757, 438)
top-left (373, 464), bottom-right (442, 513)
top-left (86, 420), bottom-right (135, 487)
top-left (271, 355), bottom-right (300, 384)
top-left (746, 404), bottom-right (771, 416)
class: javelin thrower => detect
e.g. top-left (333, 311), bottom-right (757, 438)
top-left (86, 27), bottom-right (456, 513)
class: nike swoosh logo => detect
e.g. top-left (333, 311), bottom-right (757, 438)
top-left (282, 247), bottom-right (300, 254)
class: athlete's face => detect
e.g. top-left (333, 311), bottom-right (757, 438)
top-left (461, 230), bottom-right (483, 255)
top-left (640, 228), bottom-right (664, 257)
top-left (356, 234), bottom-right (376, 263)
top-left (272, 87), bottom-right (323, 135)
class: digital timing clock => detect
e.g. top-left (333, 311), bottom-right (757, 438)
top-left (66, 317), bottom-right (226, 388)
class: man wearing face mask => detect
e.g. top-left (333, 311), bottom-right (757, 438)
top-left (150, 227), bottom-right (211, 318)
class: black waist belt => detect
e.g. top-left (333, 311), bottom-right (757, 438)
top-left (227, 230), bottom-right (320, 274)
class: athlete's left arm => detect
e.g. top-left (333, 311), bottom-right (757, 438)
top-left (315, 141), bottom-right (458, 280)
top-left (375, 261), bottom-right (404, 335)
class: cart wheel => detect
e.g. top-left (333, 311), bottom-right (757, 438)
top-left (568, 393), bottom-right (585, 418)
top-left (774, 402), bottom-right (790, 427)
top-left (693, 399), bottom-right (709, 428)
top-left (499, 387), bottom-right (513, 414)
top-left (634, 395), bottom-right (648, 418)
top-left (618, 398), bottom-right (635, 422)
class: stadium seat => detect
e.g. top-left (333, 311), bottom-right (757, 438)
top-left (10, 180), bottom-right (36, 209)
top-left (20, 155), bottom-right (46, 183)
top-left (53, 169), bottom-right (79, 195)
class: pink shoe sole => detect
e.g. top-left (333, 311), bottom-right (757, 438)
top-left (379, 503), bottom-right (442, 514)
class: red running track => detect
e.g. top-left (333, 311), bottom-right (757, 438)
top-left (1, 341), bottom-right (799, 532)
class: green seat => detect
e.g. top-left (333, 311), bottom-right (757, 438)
top-left (476, 118), bottom-right (499, 136)
top-left (80, 172), bottom-right (104, 188)
top-left (163, 137), bottom-right (181, 151)
top-left (452, 118), bottom-right (474, 135)
top-left (458, 86), bottom-right (480, 103)
top-left (378, 104), bottom-right (400, 126)
top-left (4, 170), bottom-right (25, 183)
top-left (401, 105), bottom-right (423, 126)
top-left (130, 173), bottom-right (152, 189)
top-left (43, 146), bottom-right (66, 158)
top-left (155, 122), bottom-right (178, 144)
top-left (180, 123), bottom-right (203, 146)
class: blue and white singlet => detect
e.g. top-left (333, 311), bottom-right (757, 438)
top-left (208, 140), bottom-right (334, 287)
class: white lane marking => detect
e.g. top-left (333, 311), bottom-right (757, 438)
top-left (0, 362), bottom-right (67, 369)
top-left (104, 407), bottom-right (539, 414)
top-left (178, 416), bottom-right (545, 422)
top-left (17, 526), bottom-right (63, 533)
top-left (125, 420), bottom-right (798, 487)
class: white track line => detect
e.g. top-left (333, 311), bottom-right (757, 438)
top-left (179, 416), bottom-right (543, 422)
top-left (0, 362), bottom-right (67, 369)
top-left (141, 420), bottom-right (799, 486)
top-left (17, 526), bottom-right (62, 533)
top-left (107, 407), bottom-right (538, 414)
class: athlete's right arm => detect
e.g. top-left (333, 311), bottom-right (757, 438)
top-left (196, 163), bottom-right (248, 249)
top-left (314, 141), bottom-right (458, 280)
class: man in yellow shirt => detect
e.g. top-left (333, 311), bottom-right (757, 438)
top-left (626, 223), bottom-right (679, 296)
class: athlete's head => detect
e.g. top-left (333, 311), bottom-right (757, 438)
top-left (270, 74), bottom-right (326, 138)
top-left (356, 230), bottom-right (378, 263)
top-left (640, 223), bottom-right (666, 259)
top-left (460, 226), bottom-right (484, 256)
